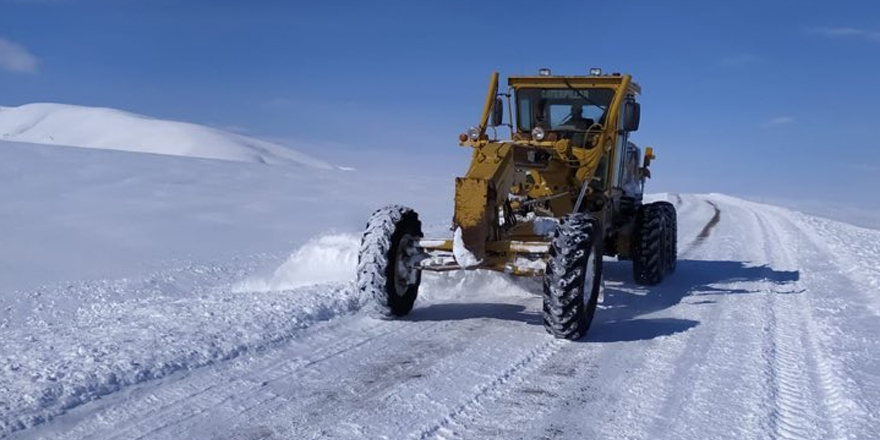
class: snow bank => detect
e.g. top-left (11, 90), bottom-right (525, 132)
top-left (234, 234), bottom-right (360, 292)
top-left (0, 261), bottom-right (371, 437)
top-left (0, 103), bottom-right (333, 167)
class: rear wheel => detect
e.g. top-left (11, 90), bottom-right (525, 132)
top-left (657, 201), bottom-right (677, 274)
top-left (542, 214), bottom-right (603, 340)
top-left (633, 202), bottom-right (668, 285)
top-left (356, 205), bottom-right (423, 317)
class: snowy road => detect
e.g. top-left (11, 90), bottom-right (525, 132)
top-left (5, 194), bottom-right (880, 440)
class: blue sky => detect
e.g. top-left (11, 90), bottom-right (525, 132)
top-left (1, 0), bottom-right (879, 212)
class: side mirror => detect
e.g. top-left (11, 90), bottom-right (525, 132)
top-left (624, 101), bottom-right (640, 132)
top-left (491, 97), bottom-right (504, 127)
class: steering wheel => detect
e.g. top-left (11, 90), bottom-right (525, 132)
top-left (571, 122), bottom-right (603, 148)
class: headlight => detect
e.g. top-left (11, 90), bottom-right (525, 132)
top-left (531, 126), bottom-right (545, 141)
top-left (468, 126), bottom-right (480, 141)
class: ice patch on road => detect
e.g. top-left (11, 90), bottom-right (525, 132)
top-left (234, 234), bottom-right (359, 292)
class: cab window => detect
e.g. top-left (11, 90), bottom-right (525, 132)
top-left (516, 88), bottom-right (615, 131)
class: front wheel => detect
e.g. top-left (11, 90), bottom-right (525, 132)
top-left (356, 205), bottom-right (423, 317)
top-left (542, 214), bottom-right (603, 340)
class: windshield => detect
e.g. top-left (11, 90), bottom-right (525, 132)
top-left (516, 88), bottom-right (615, 132)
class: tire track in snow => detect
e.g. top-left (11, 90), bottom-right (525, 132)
top-left (638, 196), bottom-right (776, 440)
top-left (274, 304), bottom-right (554, 440)
top-left (692, 200), bottom-right (721, 244)
top-left (122, 317), bottom-right (464, 440)
top-left (752, 210), bottom-right (825, 440)
top-left (674, 198), bottom-right (722, 259)
top-left (37, 316), bottom-right (450, 440)
top-left (415, 338), bottom-right (564, 440)
top-left (591, 302), bottom-right (728, 440)
top-left (670, 193), bottom-right (683, 208)
top-left (764, 206), bottom-right (873, 439)
top-left (123, 304), bottom-right (540, 440)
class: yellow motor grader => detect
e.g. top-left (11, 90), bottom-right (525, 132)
top-left (357, 68), bottom-right (676, 339)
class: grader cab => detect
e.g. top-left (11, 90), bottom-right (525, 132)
top-left (357, 68), bottom-right (677, 339)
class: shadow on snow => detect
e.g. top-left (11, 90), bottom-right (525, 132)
top-left (407, 259), bottom-right (800, 343)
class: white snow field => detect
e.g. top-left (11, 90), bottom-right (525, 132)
top-left (0, 139), bottom-right (451, 293)
top-left (2, 139), bottom-right (880, 439)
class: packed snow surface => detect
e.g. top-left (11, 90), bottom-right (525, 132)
top-left (0, 103), bottom-right (333, 167)
top-left (1, 143), bottom-right (879, 439)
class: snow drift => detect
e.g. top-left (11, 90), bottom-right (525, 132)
top-left (0, 103), bottom-right (332, 167)
top-left (234, 234), bottom-right (361, 292)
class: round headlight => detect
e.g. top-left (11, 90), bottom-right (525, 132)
top-left (531, 126), bottom-right (545, 141)
top-left (468, 126), bottom-right (480, 141)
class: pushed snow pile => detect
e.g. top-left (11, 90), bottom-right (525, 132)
top-left (235, 234), bottom-right (360, 292)
top-left (419, 268), bottom-right (543, 302)
top-left (0, 103), bottom-right (333, 167)
top-left (453, 227), bottom-right (482, 268)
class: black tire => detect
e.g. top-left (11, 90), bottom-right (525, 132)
top-left (657, 201), bottom-right (677, 274)
top-left (356, 205), bottom-right (423, 317)
top-left (542, 213), bottom-right (603, 340)
top-left (633, 202), bottom-right (667, 285)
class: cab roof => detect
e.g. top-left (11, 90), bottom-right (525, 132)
top-left (507, 74), bottom-right (641, 95)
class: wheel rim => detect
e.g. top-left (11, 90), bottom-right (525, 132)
top-left (394, 234), bottom-right (419, 296)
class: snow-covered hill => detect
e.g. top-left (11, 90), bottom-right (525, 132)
top-left (1, 140), bottom-right (878, 440)
top-left (0, 140), bottom-right (451, 292)
top-left (0, 103), bottom-right (332, 167)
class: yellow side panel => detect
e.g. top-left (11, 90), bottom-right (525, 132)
top-left (454, 177), bottom-right (490, 229)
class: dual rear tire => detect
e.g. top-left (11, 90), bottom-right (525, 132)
top-left (632, 201), bottom-right (677, 285)
top-left (542, 201), bottom-right (678, 340)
